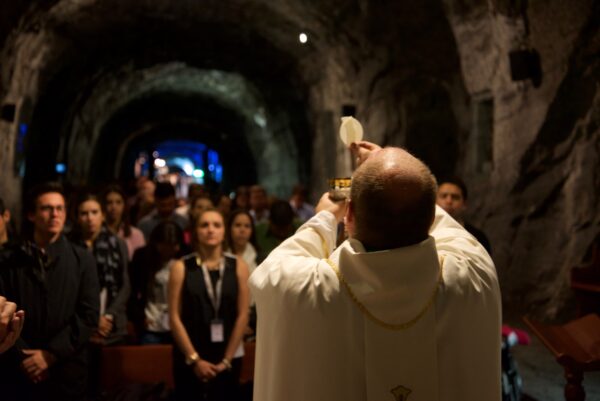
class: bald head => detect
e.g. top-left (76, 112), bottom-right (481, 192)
top-left (349, 147), bottom-right (437, 250)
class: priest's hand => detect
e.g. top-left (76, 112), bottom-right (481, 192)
top-left (193, 359), bottom-right (219, 381)
top-left (350, 141), bottom-right (382, 167)
top-left (21, 349), bottom-right (56, 383)
top-left (316, 192), bottom-right (347, 223)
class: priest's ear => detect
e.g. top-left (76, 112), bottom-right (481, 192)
top-left (344, 199), bottom-right (356, 238)
top-left (1, 209), bottom-right (10, 224)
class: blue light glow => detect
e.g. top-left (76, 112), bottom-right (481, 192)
top-left (151, 140), bottom-right (223, 184)
top-left (16, 123), bottom-right (28, 153)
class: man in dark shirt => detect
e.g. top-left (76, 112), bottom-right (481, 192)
top-left (255, 200), bottom-right (301, 263)
top-left (249, 185), bottom-right (270, 225)
top-left (0, 183), bottom-right (99, 401)
top-left (137, 182), bottom-right (188, 240)
top-left (436, 176), bottom-right (492, 254)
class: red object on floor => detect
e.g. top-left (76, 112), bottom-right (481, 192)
top-left (502, 324), bottom-right (531, 345)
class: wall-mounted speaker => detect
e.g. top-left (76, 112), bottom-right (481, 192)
top-left (342, 104), bottom-right (356, 117)
top-left (1, 103), bottom-right (16, 122)
top-left (509, 48), bottom-right (542, 88)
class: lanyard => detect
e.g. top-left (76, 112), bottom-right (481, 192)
top-left (197, 255), bottom-right (225, 317)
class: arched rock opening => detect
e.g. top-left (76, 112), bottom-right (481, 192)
top-left (1, 0), bottom-right (596, 320)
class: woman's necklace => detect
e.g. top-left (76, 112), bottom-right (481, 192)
top-left (196, 254), bottom-right (223, 270)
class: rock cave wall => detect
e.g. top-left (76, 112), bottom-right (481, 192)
top-left (0, 0), bottom-right (597, 319)
top-left (446, 0), bottom-right (600, 319)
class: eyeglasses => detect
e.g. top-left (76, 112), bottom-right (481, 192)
top-left (38, 205), bottom-right (65, 213)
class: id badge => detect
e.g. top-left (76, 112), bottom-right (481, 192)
top-left (210, 319), bottom-right (224, 343)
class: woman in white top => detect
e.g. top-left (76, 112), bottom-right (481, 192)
top-left (225, 209), bottom-right (258, 274)
top-left (129, 221), bottom-right (184, 344)
top-left (225, 209), bottom-right (259, 337)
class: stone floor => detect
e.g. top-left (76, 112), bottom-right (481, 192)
top-left (507, 318), bottom-right (600, 401)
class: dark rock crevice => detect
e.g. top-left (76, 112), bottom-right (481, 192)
top-left (514, 2), bottom-right (600, 192)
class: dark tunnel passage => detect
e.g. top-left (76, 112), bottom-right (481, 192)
top-left (18, 10), bottom-right (315, 197)
top-left (5, 0), bottom-right (477, 204)
top-left (0, 0), bottom-right (598, 336)
top-left (96, 92), bottom-right (259, 190)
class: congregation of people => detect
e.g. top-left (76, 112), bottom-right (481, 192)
top-left (0, 178), bottom-right (317, 401)
top-left (0, 142), bottom-right (501, 401)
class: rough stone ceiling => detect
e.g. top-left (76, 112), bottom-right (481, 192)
top-left (1, 0), bottom-right (463, 97)
top-left (0, 0), bottom-right (464, 195)
top-left (1, 0), bottom-right (322, 194)
top-left (2, 0), bottom-right (598, 320)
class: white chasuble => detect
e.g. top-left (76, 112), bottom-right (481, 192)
top-left (249, 206), bottom-right (501, 401)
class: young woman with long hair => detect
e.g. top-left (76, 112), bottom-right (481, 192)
top-left (72, 193), bottom-right (130, 345)
top-left (102, 184), bottom-right (145, 261)
top-left (168, 208), bottom-right (249, 401)
top-left (71, 192), bottom-right (130, 398)
top-left (225, 209), bottom-right (258, 275)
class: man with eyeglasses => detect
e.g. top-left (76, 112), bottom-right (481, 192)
top-left (0, 182), bottom-right (99, 401)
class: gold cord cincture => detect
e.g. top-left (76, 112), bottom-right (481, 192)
top-left (308, 226), bottom-right (444, 331)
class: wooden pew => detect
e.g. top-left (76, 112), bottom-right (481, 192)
top-left (100, 341), bottom-right (256, 391)
top-left (523, 314), bottom-right (600, 401)
top-left (100, 344), bottom-right (175, 391)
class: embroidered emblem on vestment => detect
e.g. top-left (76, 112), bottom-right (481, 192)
top-left (390, 385), bottom-right (412, 401)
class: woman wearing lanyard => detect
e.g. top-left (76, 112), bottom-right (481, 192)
top-left (169, 208), bottom-right (250, 401)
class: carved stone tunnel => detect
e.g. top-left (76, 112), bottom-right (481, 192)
top-left (0, 0), bottom-right (598, 319)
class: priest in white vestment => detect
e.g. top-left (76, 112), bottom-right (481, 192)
top-left (249, 144), bottom-right (501, 401)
